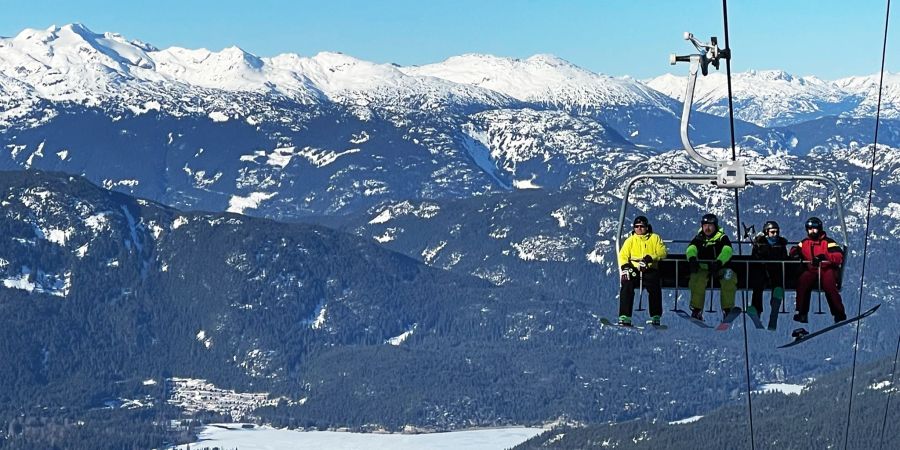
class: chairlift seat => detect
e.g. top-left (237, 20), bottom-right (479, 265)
top-left (656, 254), bottom-right (844, 291)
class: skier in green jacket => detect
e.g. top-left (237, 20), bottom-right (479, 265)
top-left (685, 213), bottom-right (737, 321)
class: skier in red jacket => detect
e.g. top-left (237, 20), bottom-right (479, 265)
top-left (789, 217), bottom-right (847, 323)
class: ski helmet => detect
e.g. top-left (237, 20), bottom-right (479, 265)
top-left (632, 215), bottom-right (651, 233)
top-left (701, 213), bottom-right (718, 227)
top-left (805, 217), bottom-right (824, 238)
top-left (763, 220), bottom-right (780, 235)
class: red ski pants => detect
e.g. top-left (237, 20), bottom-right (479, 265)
top-left (795, 268), bottom-right (846, 317)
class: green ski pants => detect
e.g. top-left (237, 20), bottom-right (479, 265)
top-left (689, 268), bottom-right (737, 310)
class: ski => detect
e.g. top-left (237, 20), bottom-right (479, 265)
top-left (716, 307), bottom-right (743, 331)
top-left (600, 317), bottom-right (643, 330)
top-left (645, 321), bottom-right (669, 330)
top-left (673, 309), bottom-right (714, 329)
top-left (778, 304), bottom-right (881, 348)
top-left (767, 297), bottom-right (781, 331)
top-left (745, 306), bottom-right (765, 329)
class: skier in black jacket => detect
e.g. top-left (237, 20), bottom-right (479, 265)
top-left (749, 220), bottom-right (789, 316)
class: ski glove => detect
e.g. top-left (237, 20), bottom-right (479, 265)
top-left (812, 254), bottom-right (827, 266)
top-left (708, 260), bottom-right (722, 275)
top-left (688, 257), bottom-right (700, 274)
top-left (620, 266), bottom-right (631, 282)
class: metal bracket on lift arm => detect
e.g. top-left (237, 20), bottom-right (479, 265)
top-left (669, 32), bottom-right (743, 187)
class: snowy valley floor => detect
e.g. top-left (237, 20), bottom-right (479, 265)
top-left (173, 424), bottom-right (545, 450)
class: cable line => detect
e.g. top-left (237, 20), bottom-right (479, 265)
top-left (880, 335), bottom-right (900, 450)
top-left (720, 2), bottom-right (755, 449)
top-left (845, 1), bottom-right (891, 449)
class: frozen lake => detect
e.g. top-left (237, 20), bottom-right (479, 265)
top-left (174, 424), bottom-right (545, 450)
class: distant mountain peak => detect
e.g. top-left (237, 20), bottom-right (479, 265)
top-left (525, 53), bottom-right (577, 67)
top-left (748, 69), bottom-right (794, 81)
top-left (404, 52), bottom-right (671, 110)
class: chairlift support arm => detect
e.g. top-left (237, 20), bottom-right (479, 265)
top-left (671, 33), bottom-right (744, 186)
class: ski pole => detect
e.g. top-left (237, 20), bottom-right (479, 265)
top-left (815, 261), bottom-right (825, 315)
top-left (671, 260), bottom-right (681, 312)
top-left (780, 260), bottom-right (789, 314)
top-left (706, 264), bottom-right (716, 313)
top-left (636, 269), bottom-right (646, 312)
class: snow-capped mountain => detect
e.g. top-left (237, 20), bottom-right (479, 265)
top-left (403, 53), bottom-right (757, 148)
top-left (646, 69), bottom-right (900, 127)
top-left (834, 72), bottom-right (900, 119)
top-left (1, 23), bottom-right (898, 222)
top-left (0, 24), bottom-right (523, 129)
top-left (404, 53), bottom-right (676, 111)
top-left (3, 24), bottom-right (900, 448)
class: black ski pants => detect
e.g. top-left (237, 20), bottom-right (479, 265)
top-left (618, 268), bottom-right (662, 317)
top-left (749, 262), bottom-right (785, 313)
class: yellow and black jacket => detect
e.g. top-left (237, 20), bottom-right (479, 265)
top-left (618, 232), bottom-right (668, 269)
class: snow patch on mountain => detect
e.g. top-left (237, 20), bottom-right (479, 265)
top-left (669, 415), bottom-right (704, 425)
top-left (754, 383), bottom-right (805, 395)
top-left (511, 235), bottom-right (582, 262)
top-left (309, 302), bottom-right (327, 330)
top-left (422, 241), bottom-right (447, 264)
top-left (368, 201), bottom-right (440, 225)
top-left (1, 265), bottom-right (71, 297)
top-left (386, 324), bottom-right (417, 346)
top-left (208, 111), bottom-right (230, 122)
top-left (227, 192), bottom-right (276, 214)
top-left (296, 146), bottom-right (360, 168)
top-left (374, 228), bottom-right (397, 243)
top-left (513, 175), bottom-right (541, 190)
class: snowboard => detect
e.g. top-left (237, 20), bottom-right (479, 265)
top-left (778, 304), bottom-right (880, 348)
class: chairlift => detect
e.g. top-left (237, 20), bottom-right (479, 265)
top-left (614, 33), bottom-right (850, 309)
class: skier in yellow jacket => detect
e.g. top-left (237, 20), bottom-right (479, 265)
top-left (617, 215), bottom-right (668, 326)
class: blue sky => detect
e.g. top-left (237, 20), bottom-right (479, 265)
top-left (0, 0), bottom-right (894, 79)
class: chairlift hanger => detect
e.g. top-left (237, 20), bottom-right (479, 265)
top-left (613, 31), bottom-right (851, 293)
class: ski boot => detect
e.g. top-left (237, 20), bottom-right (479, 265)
top-left (618, 315), bottom-right (633, 327)
top-left (791, 328), bottom-right (809, 340)
top-left (650, 315), bottom-right (661, 326)
top-left (793, 313), bottom-right (808, 323)
top-left (690, 308), bottom-right (704, 321)
top-left (834, 313), bottom-right (847, 323)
